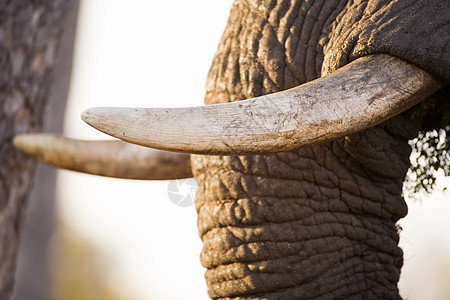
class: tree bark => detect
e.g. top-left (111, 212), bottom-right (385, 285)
top-left (0, 1), bottom-right (75, 298)
top-left (12, 2), bottom-right (79, 299)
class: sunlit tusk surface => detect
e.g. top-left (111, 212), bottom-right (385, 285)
top-left (13, 133), bottom-right (192, 180)
top-left (82, 54), bottom-right (442, 155)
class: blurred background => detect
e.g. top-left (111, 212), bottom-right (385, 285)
top-left (12, 1), bottom-right (450, 299)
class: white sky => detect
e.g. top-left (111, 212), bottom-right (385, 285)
top-left (58, 1), bottom-right (450, 299)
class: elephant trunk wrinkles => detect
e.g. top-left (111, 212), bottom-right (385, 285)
top-left (192, 0), bottom-right (438, 298)
top-left (192, 119), bottom-right (416, 298)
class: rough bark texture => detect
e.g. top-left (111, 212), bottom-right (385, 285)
top-left (192, 0), bottom-right (449, 298)
top-left (0, 1), bottom-right (75, 298)
top-left (13, 2), bottom-right (78, 299)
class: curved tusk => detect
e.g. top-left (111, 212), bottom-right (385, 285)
top-left (81, 54), bottom-right (442, 155)
top-left (13, 133), bottom-right (192, 180)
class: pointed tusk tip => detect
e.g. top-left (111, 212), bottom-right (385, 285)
top-left (13, 133), bottom-right (31, 148)
top-left (12, 134), bottom-right (25, 150)
top-left (81, 107), bottom-right (117, 126)
top-left (80, 107), bottom-right (107, 129)
top-left (12, 133), bottom-right (46, 154)
top-left (80, 108), bottom-right (94, 123)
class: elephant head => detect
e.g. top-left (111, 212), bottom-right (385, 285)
top-left (15, 0), bottom-right (449, 298)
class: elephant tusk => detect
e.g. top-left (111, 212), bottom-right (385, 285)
top-left (13, 133), bottom-right (192, 180)
top-left (81, 54), bottom-right (442, 155)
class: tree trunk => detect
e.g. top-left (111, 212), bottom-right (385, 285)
top-left (12, 2), bottom-right (79, 299)
top-left (0, 1), bottom-right (75, 298)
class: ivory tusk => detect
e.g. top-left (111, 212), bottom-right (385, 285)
top-left (13, 133), bottom-right (192, 179)
top-left (81, 54), bottom-right (442, 155)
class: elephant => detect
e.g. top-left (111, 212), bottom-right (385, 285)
top-left (14, 0), bottom-right (449, 299)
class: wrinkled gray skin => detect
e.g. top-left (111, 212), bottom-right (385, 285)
top-left (190, 0), bottom-right (449, 299)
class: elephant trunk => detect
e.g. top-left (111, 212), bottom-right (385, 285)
top-left (192, 129), bottom-right (412, 299)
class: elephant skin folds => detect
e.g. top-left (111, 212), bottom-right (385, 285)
top-left (192, 0), bottom-right (448, 299)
